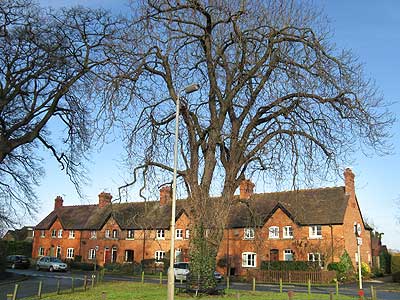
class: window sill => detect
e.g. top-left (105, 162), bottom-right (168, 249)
top-left (156, 238), bottom-right (165, 240)
top-left (125, 238), bottom-right (135, 240)
top-left (308, 236), bottom-right (323, 240)
top-left (242, 265), bottom-right (257, 268)
top-left (283, 236), bottom-right (294, 239)
top-left (176, 237), bottom-right (183, 240)
top-left (243, 238), bottom-right (255, 240)
top-left (68, 237), bottom-right (75, 239)
top-left (268, 237), bottom-right (279, 240)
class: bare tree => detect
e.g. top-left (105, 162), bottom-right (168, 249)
top-left (0, 0), bottom-right (121, 226)
top-left (105, 0), bottom-right (393, 282)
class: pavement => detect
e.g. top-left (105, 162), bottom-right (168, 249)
top-left (1, 269), bottom-right (399, 300)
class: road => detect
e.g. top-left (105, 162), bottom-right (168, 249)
top-left (1, 268), bottom-right (399, 300)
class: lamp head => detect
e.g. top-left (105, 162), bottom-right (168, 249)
top-left (184, 83), bottom-right (200, 94)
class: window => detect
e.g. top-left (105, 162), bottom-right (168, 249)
top-left (176, 229), bottom-right (183, 240)
top-left (69, 230), bottom-right (75, 239)
top-left (175, 248), bottom-right (182, 261)
top-left (242, 252), bottom-right (257, 267)
top-left (283, 226), bottom-right (293, 238)
top-left (185, 229), bottom-right (190, 239)
top-left (40, 230), bottom-right (45, 238)
top-left (66, 248), bottom-right (74, 259)
top-left (127, 230), bottom-right (135, 239)
top-left (51, 229), bottom-right (57, 238)
top-left (105, 229), bottom-right (110, 238)
top-left (125, 250), bottom-right (134, 262)
top-left (284, 249), bottom-right (294, 261)
top-left (58, 229), bottom-right (63, 238)
top-left (155, 251), bottom-right (165, 261)
top-left (244, 228), bottom-right (255, 240)
top-left (90, 231), bottom-right (97, 239)
top-left (88, 249), bottom-right (96, 260)
top-left (308, 253), bottom-right (323, 266)
top-left (38, 247), bottom-right (44, 256)
top-left (269, 226), bottom-right (279, 239)
top-left (112, 229), bottom-right (119, 239)
top-left (156, 229), bottom-right (165, 240)
top-left (56, 246), bottom-right (61, 258)
top-left (309, 225), bottom-right (322, 238)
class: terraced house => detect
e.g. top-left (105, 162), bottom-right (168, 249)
top-left (32, 168), bottom-right (372, 275)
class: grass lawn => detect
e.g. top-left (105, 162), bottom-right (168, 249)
top-left (21, 282), bottom-right (358, 300)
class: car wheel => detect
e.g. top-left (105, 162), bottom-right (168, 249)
top-left (49, 266), bottom-right (54, 272)
top-left (11, 263), bottom-right (16, 269)
top-left (36, 265), bottom-right (40, 271)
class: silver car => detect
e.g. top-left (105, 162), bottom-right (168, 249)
top-left (36, 256), bottom-right (68, 272)
top-left (173, 262), bottom-right (190, 281)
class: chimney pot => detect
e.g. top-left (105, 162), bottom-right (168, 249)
top-left (240, 179), bottom-right (255, 200)
top-left (54, 196), bottom-right (63, 210)
top-left (98, 192), bottom-right (112, 208)
top-left (160, 186), bottom-right (172, 206)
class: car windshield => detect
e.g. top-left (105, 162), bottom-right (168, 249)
top-left (49, 257), bottom-right (62, 263)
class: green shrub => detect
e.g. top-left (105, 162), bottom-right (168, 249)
top-left (261, 260), bottom-right (320, 271)
top-left (380, 251), bottom-right (391, 274)
top-left (391, 255), bottom-right (400, 274)
top-left (372, 266), bottom-right (384, 277)
top-left (0, 240), bottom-right (32, 257)
top-left (104, 262), bottom-right (142, 274)
top-left (69, 261), bottom-right (100, 271)
top-left (361, 262), bottom-right (371, 277)
top-left (327, 251), bottom-right (354, 282)
top-left (217, 257), bottom-right (227, 268)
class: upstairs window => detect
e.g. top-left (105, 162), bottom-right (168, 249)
top-left (309, 225), bottom-right (322, 238)
top-left (112, 229), bottom-right (119, 239)
top-left (176, 229), bottom-right (183, 240)
top-left (58, 229), bottom-right (63, 238)
top-left (69, 230), bottom-right (75, 239)
top-left (269, 226), bottom-right (279, 239)
top-left (156, 229), bottom-right (165, 240)
top-left (40, 230), bottom-right (45, 238)
top-left (127, 230), bottom-right (135, 239)
top-left (51, 229), bottom-right (57, 238)
top-left (244, 228), bottom-right (255, 240)
top-left (105, 229), bottom-right (110, 238)
top-left (242, 252), bottom-right (257, 267)
top-left (283, 226), bottom-right (293, 238)
top-left (185, 229), bottom-right (190, 239)
top-left (90, 231), bottom-right (97, 239)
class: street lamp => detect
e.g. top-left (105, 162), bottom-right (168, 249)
top-left (167, 83), bottom-right (200, 300)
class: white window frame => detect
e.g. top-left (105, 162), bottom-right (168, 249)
top-left (156, 229), bottom-right (165, 240)
top-left (58, 229), bottom-right (63, 238)
top-left (308, 252), bottom-right (321, 262)
top-left (40, 230), bottom-right (45, 238)
top-left (269, 226), bottom-right (279, 239)
top-left (185, 229), bottom-right (190, 239)
top-left (38, 247), bottom-right (44, 256)
top-left (112, 229), bottom-right (119, 239)
top-left (69, 230), bottom-right (75, 239)
top-left (244, 228), bottom-right (255, 240)
top-left (127, 229), bottom-right (135, 239)
top-left (284, 249), bottom-right (294, 261)
top-left (283, 226), bottom-right (293, 239)
top-left (66, 248), bottom-right (74, 259)
top-left (105, 229), bottom-right (110, 238)
top-left (242, 252), bottom-right (257, 268)
top-left (176, 229), bottom-right (183, 240)
top-left (51, 229), bottom-right (57, 238)
top-left (125, 249), bottom-right (134, 262)
top-left (88, 249), bottom-right (96, 260)
top-left (155, 250), bottom-right (165, 261)
top-left (90, 231), bottom-right (97, 239)
top-left (309, 225), bottom-right (322, 239)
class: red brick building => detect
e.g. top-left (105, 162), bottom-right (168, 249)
top-left (32, 168), bottom-right (372, 275)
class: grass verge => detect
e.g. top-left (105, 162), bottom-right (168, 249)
top-left (21, 281), bottom-right (358, 300)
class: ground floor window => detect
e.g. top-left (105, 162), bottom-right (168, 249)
top-left (125, 250), bottom-right (134, 262)
top-left (155, 251), bottom-right (165, 262)
top-left (111, 247), bottom-right (117, 263)
top-left (66, 248), bottom-right (74, 259)
top-left (308, 252), bottom-right (323, 267)
top-left (242, 252), bottom-right (257, 267)
top-left (56, 246), bottom-right (61, 258)
top-left (88, 249), bottom-right (96, 260)
top-left (38, 247), bottom-right (44, 256)
top-left (284, 249), bottom-right (293, 261)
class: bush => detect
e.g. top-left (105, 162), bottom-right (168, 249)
top-left (391, 255), bottom-right (400, 274)
top-left (371, 266), bottom-right (384, 277)
top-left (392, 271), bottom-right (400, 282)
top-left (217, 257), bottom-right (227, 268)
top-left (0, 241), bottom-right (6, 273)
top-left (361, 262), bottom-right (371, 277)
top-left (104, 262), bottom-right (142, 274)
top-left (260, 261), bottom-right (321, 271)
top-left (327, 251), bottom-right (354, 282)
top-left (69, 261), bottom-right (100, 271)
top-left (0, 240), bottom-right (32, 257)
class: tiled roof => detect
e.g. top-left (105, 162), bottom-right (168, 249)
top-left (35, 186), bottom-right (349, 230)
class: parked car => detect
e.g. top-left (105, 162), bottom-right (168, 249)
top-left (171, 262), bottom-right (223, 282)
top-left (6, 255), bottom-right (30, 269)
top-left (36, 256), bottom-right (68, 272)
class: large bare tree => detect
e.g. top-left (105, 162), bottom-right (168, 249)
top-left (103, 0), bottom-right (393, 283)
top-left (0, 0), bottom-right (121, 226)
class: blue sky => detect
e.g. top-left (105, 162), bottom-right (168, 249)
top-left (34, 1), bottom-right (400, 250)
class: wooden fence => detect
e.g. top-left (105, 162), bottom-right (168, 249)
top-left (246, 269), bottom-right (336, 284)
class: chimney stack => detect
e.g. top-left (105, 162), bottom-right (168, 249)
top-left (54, 196), bottom-right (63, 210)
top-left (344, 168), bottom-right (355, 198)
top-left (160, 186), bottom-right (172, 206)
top-left (240, 179), bottom-right (255, 200)
top-left (98, 192), bottom-right (112, 208)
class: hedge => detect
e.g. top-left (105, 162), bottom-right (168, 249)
top-left (391, 255), bottom-right (400, 274)
top-left (260, 260), bottom-right (321, 271)
top-left (0, 240), bottom-right (32, 257)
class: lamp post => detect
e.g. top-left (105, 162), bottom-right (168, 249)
top-left (167, 83), bottom-right (200, 300)
top-left (354, 222), bottom-right (363, 292)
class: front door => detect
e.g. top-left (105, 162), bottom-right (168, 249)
top-left (270, 249), bottom-right (279, 261)
top-left (104, 247), bottom-right (111, 264)
top-left (111, 247), bottom-right (117, 263)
